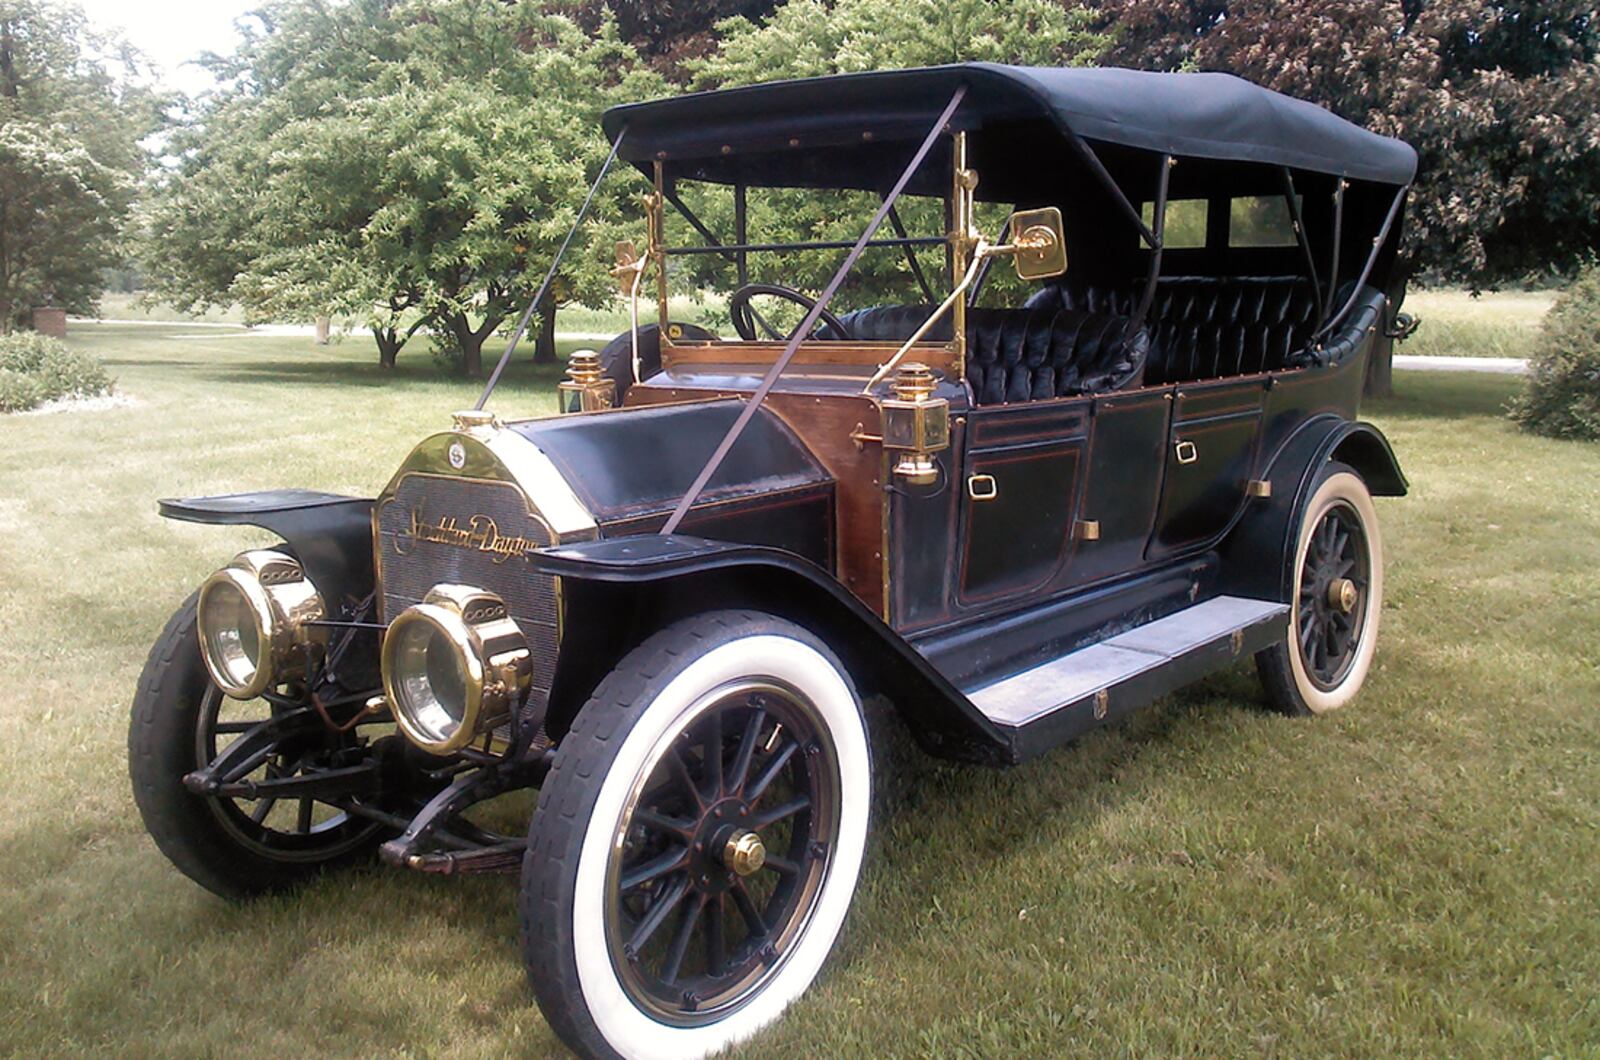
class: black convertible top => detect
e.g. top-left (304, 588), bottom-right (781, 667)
top-left (603, 64), bottom-right (1417, 189)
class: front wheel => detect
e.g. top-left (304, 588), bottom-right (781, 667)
top-left (520, 611), bottom-right (871, 1060)
top-left (128, 594), bottom-right (389, 898)
top-left (1256, 462), bottom-right (1384, 715)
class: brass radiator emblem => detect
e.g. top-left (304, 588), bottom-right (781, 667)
top-left (394, 507), bottom-right (544, 564)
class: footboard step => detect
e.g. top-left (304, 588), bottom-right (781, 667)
top-left (967, 596), bottom-right (1287, 744)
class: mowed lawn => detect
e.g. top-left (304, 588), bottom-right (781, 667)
top-left (1, 324), bottom-right (1597, 1056)
top-left (1402, 288), bottom-right (1553, 360)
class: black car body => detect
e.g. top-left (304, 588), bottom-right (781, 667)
top-left (132, 65), bottom-right (1414, 1060)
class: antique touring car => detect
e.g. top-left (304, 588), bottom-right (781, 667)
top-left (130, 65), bottom-right (1415, 1058)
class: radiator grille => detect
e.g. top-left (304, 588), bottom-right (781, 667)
top-left (375, 474), bottom-right (559, 712)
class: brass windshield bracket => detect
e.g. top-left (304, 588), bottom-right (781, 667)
top-left (648, 163), bottom-right (667, 331)
top-left (612, 240), bottom-right (648, 384)
top-left (949, 131), bottom-right (975, 376)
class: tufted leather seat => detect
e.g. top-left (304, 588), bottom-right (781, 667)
top-left (826, 277), bottom-right (1382, 402)
top-left (1025, 277), bottom-right (1329, 384)
top-left (825, 304), bottom-right (1149, 404)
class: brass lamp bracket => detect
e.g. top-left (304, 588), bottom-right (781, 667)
top-left (848, 422), bottom-right (883, 450)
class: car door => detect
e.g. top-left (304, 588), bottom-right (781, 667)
top-left (1146, 378), bottom-right (1266, 558)
top-left (1067, 388), bottom-right (1173, 585)
top-left (954, 401), bottom-right (1088, 607)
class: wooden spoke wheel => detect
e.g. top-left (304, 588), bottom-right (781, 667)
top-left (1296, 501), bottom-right (1371, 690)
top-left (521, 611), bottom-right (870, 1060)
top-left (1257, 463), bottom-right (1384, 716)
top-left (129, 594), bottom-right (390, 898)
top-left (607, 680), bottom-right (839, 1023)
top-left (193, 685), bottom-right (381, 862)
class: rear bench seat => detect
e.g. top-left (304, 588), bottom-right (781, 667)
top-left (1025, 276), bottom-right (1383, 385)
top-left (825, 304), bottom-right (1149, 404)
top-left (826, 276), bottom-right (1385, 402)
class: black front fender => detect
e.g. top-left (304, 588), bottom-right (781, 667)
top-left (531, 535), bottom-right (1013, 766)
top-left (158, 489), bottom-right (374, 607)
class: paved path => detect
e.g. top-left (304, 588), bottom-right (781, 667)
top-left (1394, 354), bottom-right (1527, 375)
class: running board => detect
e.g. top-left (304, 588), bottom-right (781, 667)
top-left (964, 596), bottom-right (1288, 763)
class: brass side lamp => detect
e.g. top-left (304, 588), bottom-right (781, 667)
top-left (557, 349), bottom-right (616, 414)
top-left (881, 363), bottom-right (950, 486)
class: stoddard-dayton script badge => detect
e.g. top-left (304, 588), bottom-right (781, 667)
top-left (393, 507), bottom-right (542, 564)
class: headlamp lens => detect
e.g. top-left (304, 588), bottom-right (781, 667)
top-left (198, 575), bottom-right (266, 696)
top-left (390, 614), bottom-right (472, 746)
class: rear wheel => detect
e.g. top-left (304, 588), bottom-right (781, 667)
top-left (521, 610), bottom-right (870, 1060)
top-left (1256, 463), bottom-right (1384, 715)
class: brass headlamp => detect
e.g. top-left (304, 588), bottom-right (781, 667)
top-left (381, 584), bottom-right (531, 755)
top-left (196, 549), bottom-right (326, 699)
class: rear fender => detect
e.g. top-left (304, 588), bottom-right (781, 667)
top-left (1220, 419), bottom-right (1405, 601)
top-left (158, 489), bottom-right (375, 608)
top-left (532, 535), bottom-right (1011, 766)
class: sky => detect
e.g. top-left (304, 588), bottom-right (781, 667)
top-left (77, 0), bottom-right (259, 96)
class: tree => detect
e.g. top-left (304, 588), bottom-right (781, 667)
top-left (678, 0), bottom-right (1108, 311)
top-left (0, 0), bottom-right (158, 331)
top-left (551, 0), bottom-right (783, 77)
top-left (145, 0), bottom-right (662, 373)
top-left (1093, 0), bottom-right (1600, 287)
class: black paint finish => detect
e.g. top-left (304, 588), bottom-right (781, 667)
top-left (532, 535), bottom-right (1014, 765)
top-left (1072, 392), bottom-right (1170, 584)
top-left (1149, 381), bottom-right (1266, 557)
top-left (158, 490), bottom-right (375, 607)
top-left (511, 399), bottom-right (829, 525)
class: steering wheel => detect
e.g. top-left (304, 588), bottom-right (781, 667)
top-left (729, 283), bottom-right (853, 342)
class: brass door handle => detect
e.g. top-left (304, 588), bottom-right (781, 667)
top-left (1174, 439), bottom-right (1199, 465)
top-left (967, 473), bottom-right (998, 501)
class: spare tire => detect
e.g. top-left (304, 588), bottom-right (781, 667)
top-left (597, 321), bottom-right (716, 402)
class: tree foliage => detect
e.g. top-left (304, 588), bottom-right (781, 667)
top-left (669, 0), bottom-right (1107, 312)
top-left (144, 0), bottom-right (661, 372)
top-left (1093, 0), bottom-right (1600, 286)
top-left (0, 0), bottom-right (158, 331)
top-left (550, 0), bottom-right (782, 76)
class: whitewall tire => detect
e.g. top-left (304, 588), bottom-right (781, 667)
top-left (521, 610), bottom-right (870, 1060)
top-left (1257, 462), bottom-right (1384, 715)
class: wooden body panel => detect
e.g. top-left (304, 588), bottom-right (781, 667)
top-left (663, 337), bottom-right (955, 374)
top-left (627, 369), bottom-right (892, 616)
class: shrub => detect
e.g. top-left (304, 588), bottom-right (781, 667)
top-left (0, 332), bottom-right (113, 411)
top-left (0, 368), bottom-right (45, 413)
top-left (1509, 265), bottom-right (1600, 440)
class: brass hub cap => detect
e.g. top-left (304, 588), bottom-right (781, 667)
top-left (1327, 577), bottom-right (1359, 614)
top-left (724, 829), bottom-right (766, 877)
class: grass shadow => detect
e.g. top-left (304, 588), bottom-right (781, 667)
top-left (864, 665), bottom-right (1263, 898)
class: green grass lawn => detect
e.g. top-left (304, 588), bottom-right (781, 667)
top-left (87, 290), bottom-right (726, 337)
top-left (1, 324), bottom-right (1596, 1056)
top-left (1402, 289), bottom-right (1554, 359)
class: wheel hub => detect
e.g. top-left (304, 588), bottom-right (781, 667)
top-left (723, 829), bottom-right (766, 876)
top-left (1327, 577), bottom-right (1358, 614)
